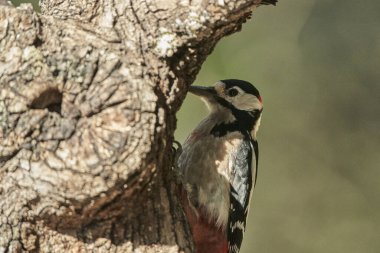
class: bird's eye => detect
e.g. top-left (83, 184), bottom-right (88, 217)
top-left (227, 88), bottom-right (238, 97)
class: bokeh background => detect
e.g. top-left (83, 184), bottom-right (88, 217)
top-left (11, 0), bottom-right (380, 252)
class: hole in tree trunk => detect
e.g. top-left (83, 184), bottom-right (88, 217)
top-left (30, 88), bottom-right (63, 114)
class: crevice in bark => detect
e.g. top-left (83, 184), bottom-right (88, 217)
top-left (33, 37), bottom-right (43, 47)
top-left (30, 87), bottom-right (63, 114)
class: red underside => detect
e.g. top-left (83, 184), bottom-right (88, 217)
top-left (180, 188), bottom-right (228, 253)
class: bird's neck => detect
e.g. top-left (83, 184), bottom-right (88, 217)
top-left (210, 109), bottom-right (261, 139)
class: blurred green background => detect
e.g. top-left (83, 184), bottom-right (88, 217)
top-left (11, 0), bottom-right (380, 252)
top-left (178, 1), bottom-right (380, 253)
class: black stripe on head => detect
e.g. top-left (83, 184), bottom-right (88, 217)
top-left (212, 96), bottom-right (262, 137)
top-left (221, 79), bottom-right (260, 98)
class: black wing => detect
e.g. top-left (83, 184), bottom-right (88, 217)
top-left (228, 136), bottom-right (258, 253)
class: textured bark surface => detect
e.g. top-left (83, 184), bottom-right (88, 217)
top-left (0, 0), bottom-right (275, 252)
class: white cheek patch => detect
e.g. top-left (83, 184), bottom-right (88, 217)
top-left (251, 115), bottom-right (262, 140)
top-left (232, 93), bottom-right (262, 111)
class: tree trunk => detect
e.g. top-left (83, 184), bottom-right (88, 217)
top-left (0, 0), bottom-right (275, 252)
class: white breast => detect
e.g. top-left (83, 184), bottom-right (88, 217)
top-left (178, 130), bottom-right (245, 229)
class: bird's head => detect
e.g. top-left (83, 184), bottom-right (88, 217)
top-left (189, 79), bottom-right (263, 138)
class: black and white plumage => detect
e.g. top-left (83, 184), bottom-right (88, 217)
top-left (177, 79), bottom-right (263, 253)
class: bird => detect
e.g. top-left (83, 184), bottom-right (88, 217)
top-left (176, 79), bottom-right (263, 253)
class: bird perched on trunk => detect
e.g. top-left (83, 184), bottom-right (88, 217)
top-left (177, 79), bottom-right (263, 253)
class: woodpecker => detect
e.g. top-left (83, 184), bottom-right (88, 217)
top-left (177, 79), bottom-right (263, 253)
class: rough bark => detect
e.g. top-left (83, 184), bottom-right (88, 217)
top-left (0, 0), bottom-right (275, 252)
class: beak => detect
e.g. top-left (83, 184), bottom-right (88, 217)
top-left (188, 85), bottom-right (216, 99)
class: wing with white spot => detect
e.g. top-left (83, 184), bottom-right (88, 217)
top-left (228, 136), bottom-right (258, 253)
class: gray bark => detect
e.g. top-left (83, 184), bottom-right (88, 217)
top-left (0, 0), bottom-right (274, 252)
